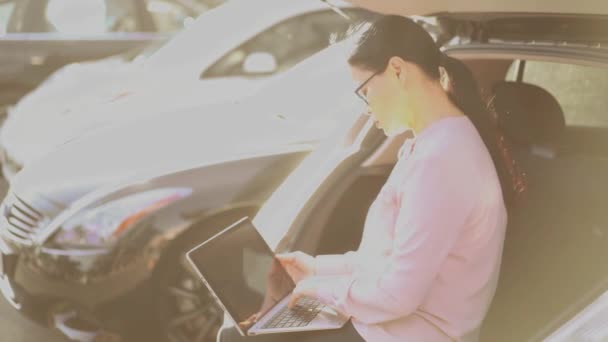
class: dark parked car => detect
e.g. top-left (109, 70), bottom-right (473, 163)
top-left (0, 0), bottom-right (210, 113)
top-left (2, 2), bottom-right (608, 342)
top-left (0, 31), bottom-right (371, 341)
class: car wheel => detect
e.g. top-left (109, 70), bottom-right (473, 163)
top-left (146, 210), bottom-right (257, 342)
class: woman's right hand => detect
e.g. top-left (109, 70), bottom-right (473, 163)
top-left (276, 251), bottom-right (315, 283)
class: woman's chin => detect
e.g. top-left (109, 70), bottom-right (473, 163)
top-left (384, 126), bottom-right (409, 137)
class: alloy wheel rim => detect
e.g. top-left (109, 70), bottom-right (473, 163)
top-left (165, 255), bottom-right (223, 342)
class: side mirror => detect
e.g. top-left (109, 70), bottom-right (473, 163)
top-left (242, 52), bottom-right (278, 75)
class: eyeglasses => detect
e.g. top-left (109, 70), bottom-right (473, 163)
top-left (354, 71), bottom-right (381, 105)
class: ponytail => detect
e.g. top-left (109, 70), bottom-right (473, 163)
top-left (440, 53), bottom-right (527, 206)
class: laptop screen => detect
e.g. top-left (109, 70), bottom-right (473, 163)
top-left (187, 218), bottom-right (296, 332)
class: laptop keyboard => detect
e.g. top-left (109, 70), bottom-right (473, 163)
top-left (262, 298), bottom-right (325, 329)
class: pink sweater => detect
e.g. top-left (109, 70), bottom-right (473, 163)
top-left (313, 116), bottom-right (507, 341)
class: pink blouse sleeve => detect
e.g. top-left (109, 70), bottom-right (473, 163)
top-left (314, 252), bottom-right (359, 276)
top-left (314, 155), bottom-right (476, 324)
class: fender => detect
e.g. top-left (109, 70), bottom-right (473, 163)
top-left (13, 150), bottom-right (309, 307)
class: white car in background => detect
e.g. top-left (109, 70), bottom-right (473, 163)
top-left (0, 0), bottom-right (373, 180)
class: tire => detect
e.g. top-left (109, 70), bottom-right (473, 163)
top-left (141, 209), bottom-right (257, 342)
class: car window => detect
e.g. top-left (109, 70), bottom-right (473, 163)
top-left (45, 0), bottom-right (139, 34)
top-left (508, 60), bottom-right (608, 127)
top-left (145, 0), bottom-right (212, 32)
top-left (202, 9), bottom-right (375, 78)
top-left (0, 1), bottom-right (15, 34)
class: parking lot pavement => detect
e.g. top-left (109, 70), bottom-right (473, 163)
top-left (0, 177), bottom-right (67, 342)
top-left (0, 299), bottom-right (66, 342)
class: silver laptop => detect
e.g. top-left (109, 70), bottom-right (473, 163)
top-left (186, 217), bottom-right (349, 336)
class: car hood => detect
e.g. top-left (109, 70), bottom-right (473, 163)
top-left (7, 39), bottom-right (362, 210)
top-left (15, 57), bottom-right (132, 109)
top-left (7, 57), bottom-right (139, 120)
top-left (0, 72), bottom-right (264, 166)
top-left (0, 58), bottom-right (138, 164)
top-left (10, 100), bottom-right (319, 207)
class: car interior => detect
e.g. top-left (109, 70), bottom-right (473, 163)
top-left (289, 55), bottom-right (608, 341)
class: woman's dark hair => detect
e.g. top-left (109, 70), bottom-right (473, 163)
top-left (348, 15), bottom-right (526, 207)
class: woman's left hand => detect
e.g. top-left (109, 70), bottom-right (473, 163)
top-left (288, 277), bottom-right (320, 309)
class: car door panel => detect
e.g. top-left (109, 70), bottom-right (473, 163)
top-left (257, 116), bottom-right (386, 254)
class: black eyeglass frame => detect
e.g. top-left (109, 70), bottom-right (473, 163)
top-left (354, 70), bottom-right (381, 105)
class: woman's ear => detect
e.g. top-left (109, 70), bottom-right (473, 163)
top-left (388, 56), bottom-right (407, 84)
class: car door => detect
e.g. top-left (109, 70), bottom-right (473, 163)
top-left (253, 109), bottom-right (391, 255)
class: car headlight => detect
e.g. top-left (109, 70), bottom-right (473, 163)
top-left (51, 188), bottom-right (192, 248)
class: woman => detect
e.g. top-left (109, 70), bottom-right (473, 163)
top-left (219, 14), bottom-right (525, 342)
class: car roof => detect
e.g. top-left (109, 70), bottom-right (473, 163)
top-left (343, 0), bottom-right (608, 16)
top-left (342, 0), bottom-right (608, 46)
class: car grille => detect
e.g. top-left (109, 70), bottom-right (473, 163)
top-left (1, 193), bottom-right (42, 246)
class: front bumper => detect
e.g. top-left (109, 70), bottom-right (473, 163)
top-left (0, 237), bottom-right (51, 325)
top-left (0, 237), bottom-right (154, 327)
top-left (12, 251), bottom-right (153, 309)
top-left (0, 236), bottom-right (20, 310)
